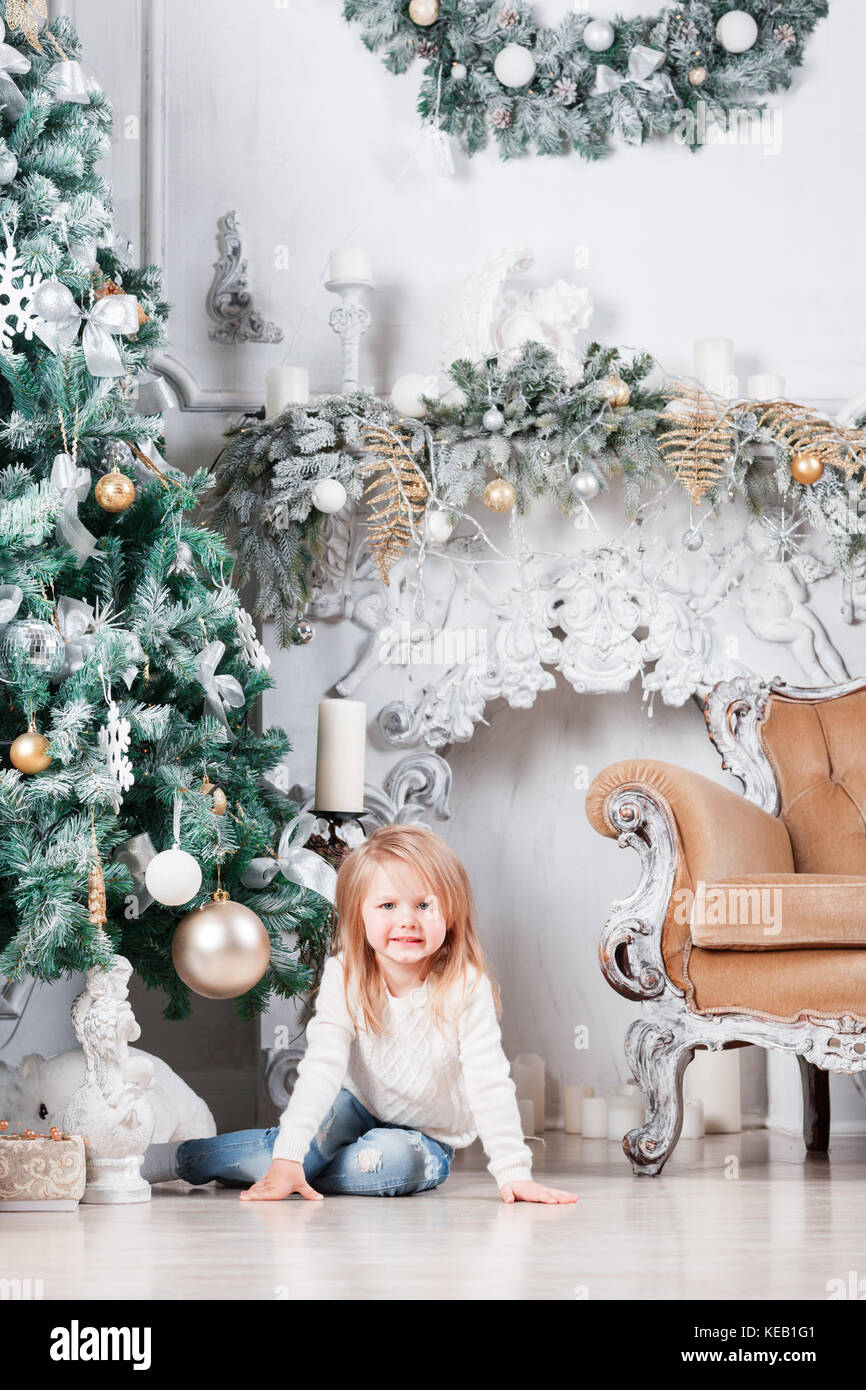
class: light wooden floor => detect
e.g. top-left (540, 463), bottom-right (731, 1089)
top-left (3, 1129), bottom-right (864, 1300)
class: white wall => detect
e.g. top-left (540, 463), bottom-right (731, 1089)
top-left (33, 0), bottom-right (866, 1137)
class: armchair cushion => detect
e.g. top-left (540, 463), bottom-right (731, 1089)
top-left (689, 874), bottom-right (866, 950)
top-left (684, 941), bottom-right (866, 1024)
top-left (586, 759), bottom-right (794, 989)
top-left (760, 690), bottom-right (866, 876)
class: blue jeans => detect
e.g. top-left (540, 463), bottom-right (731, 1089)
top-left (175, 1087), bottom-right (455, 1197)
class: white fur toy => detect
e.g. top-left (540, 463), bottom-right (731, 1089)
top-left (0, 1047), bottom-right (216, 1142)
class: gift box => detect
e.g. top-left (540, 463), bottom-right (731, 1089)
top-left (0, 1126), bottom-right (87, 1211)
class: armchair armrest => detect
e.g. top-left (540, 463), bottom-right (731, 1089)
top-left (585, 759), bottom-right (795, 999)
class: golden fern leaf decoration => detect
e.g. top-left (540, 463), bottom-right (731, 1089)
top-left (753, 401), bottom-right (866, 486)
top-left (657, 384), bottom-right (736, 503)
top-left (360, 424), bottom-right (428, 584)
top-left (5, 0), bottom-right (49, 53)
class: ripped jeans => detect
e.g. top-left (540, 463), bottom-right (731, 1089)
top-left (175, 1086), bottom-right (455, 1197)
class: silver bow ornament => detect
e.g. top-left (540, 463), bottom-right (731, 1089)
top-left (241, 812), bottom-right (337, 905)
top-left (114, 833), bottom-right (158, 915)
top-left (0, 21), bottom-right (30, 124)
top-left (46, 59), bottom-right (90, 105)
top-left (196, 640), bottom-right (245, 730)
top-left (593, 45), bottom-right (675, 101)
top-left (56, 594), bottom-right (145, 688)
top-left (50, 452), bottom-right (104, 566)
top-left (32, 278), bottom-right (140, 377)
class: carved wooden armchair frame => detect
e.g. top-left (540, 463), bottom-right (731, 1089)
top-left (589, 674), bottom-right (866, 1176)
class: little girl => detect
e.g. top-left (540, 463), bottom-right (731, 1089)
top-left (143, 824), bottom-right (577, 1205)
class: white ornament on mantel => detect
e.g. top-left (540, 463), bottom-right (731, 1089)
top-left (311, 477), bottom-right (348, 513)
top-left (439, 247), bottom-right (593, 383)
top-left (494, 42), bottom-right (537, 88)
top-left (583, 19), bottom-right (616, 52)
top-left (391, 372), bottom-right (440, 419)
top-left (63, 956), bottom-right (155, 1204)
top-left (424, 508), bottom-right (454, 544)
top-left (0, 231), bottom-right (43, 352)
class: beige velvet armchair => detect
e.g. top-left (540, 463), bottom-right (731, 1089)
top-left (585, 675), bottom-right (866, 1175)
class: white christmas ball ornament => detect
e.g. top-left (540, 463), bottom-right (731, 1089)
top-left (451, 62), bottom-right (467, 81)
top-left (311, 477), bottom-right (347, 513)
top-left (570, 471), bottom-right (600, 500)
top-left (425, 508), bottom-right (454, 544)
top-left (583, 19), bottom-right (616, 53)
top-left (715, 10), bottom-right (759, 53)
top-left (494, 43), bottom-right (536, 89)
top-left (145, 846), bottom-right (203, 907)
top-left (391, 373), bottom-right (439, 419)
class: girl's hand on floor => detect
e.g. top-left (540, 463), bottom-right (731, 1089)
top-left (499, 1180), bottom-right (578, 1205)
top-left (240, 1158), bottom-right (324, 1203)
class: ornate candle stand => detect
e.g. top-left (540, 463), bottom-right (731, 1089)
top-left (325, 278), bottom-right (373, 394)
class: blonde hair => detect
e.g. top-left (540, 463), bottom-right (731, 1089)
top-left (329, 824), bottom-right (498, 1035)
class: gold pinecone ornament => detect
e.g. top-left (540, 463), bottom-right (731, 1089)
top-left (657, 384), bottom-right (736, 503)
top-left (361, 424), bottom-right (429, 584)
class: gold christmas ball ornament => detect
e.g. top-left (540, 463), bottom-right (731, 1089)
top-left (94, 469), bottom-right (136, 513)
top-left (599, 375), bottom-right (631, 407)
top-left (790, 451), bottom-right (825, 485)
top-left (172, 891), bottom-right (271, 1000)
top-left (483, 477), bottom-right (516, 512)
top-left (9, 722), bottom-right (52, 774)
top-left (408, 0), bottom-right (439, 25)
top-left (688, 65), bottom-right (708, 86)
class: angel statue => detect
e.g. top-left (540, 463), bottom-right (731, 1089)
top-left (688, 514), bottom-right (849, 685)
top-left (438, 248), bottom-right (593, 384)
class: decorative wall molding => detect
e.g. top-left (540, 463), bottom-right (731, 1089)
top-left (207, 211), bottom-right (283, 346)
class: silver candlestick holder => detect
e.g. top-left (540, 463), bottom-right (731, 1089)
top-left (325, 278), bottom-right (373, 395)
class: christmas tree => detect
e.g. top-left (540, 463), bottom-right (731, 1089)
top-left (0, 7), bottom-right (332, 1019)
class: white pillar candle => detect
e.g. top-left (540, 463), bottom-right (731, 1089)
top-left (684, 1049), bottom-right (741, 1133)
top-left (265, 366), bottom-right (310, 419)
top-left (512, 1054), bottom-right (545, 1132)
top-left (517, 1098), bottom-right (535, 1135)
top-left (564, 1083), bottom-right (594, 1133)
top-left (693, 337), bottom-right (736, 398)
top-left (747, 373), bottom-right (786, 400)
top-left (607, 1093), bottom-right (645, 1141)
top-left (314, 699), bottom-right (367, 813)
top-left (581, 1096), bottom-right (608, 1138)
top-left (615, 1082), bottom-right (641, 1098)
top-left (328, 247), bottom-right (373, 285)
top-left (681, 1097), bottom-right (705, 1139)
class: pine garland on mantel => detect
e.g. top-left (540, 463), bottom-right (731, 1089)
top-left (211, 342), bottom-right (866, 645)
top-left (342, 0), bottom-right (829, 160)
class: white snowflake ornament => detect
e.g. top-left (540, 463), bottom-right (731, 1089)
top-left (98, 697), bottom-right (134, 812)
top-left (236, 606), bottom-right (271, 670)
top-left (0, 228), bottom-right (44, 352)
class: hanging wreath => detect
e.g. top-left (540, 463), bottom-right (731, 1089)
top-left (342, 0), bottom-right (829, 160)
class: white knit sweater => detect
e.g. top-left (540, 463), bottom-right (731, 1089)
top-left (272, 954), bottom-right (534, 1188)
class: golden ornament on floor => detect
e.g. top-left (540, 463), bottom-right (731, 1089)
top-left (657, 383), bottom-right (736, 503)
top-left (361, 424), bottom-right (429, 584)
top-left (599, 374), bottom-right (631, 407)
top-left (789, 451), bottom-right (825, 485)
top-left (172, 889), bottom-right (271, 1000)
top-left (408, 0), bottom-right (439, 25)
top-left (483, 477), bottom-right (516, 512)
top-left (94, 468), bottom-right (135, 513)
top-left (10, 721), bottom-right (51, 773)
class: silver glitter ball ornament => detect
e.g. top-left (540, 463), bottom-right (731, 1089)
top-left (291, 619), bottom-right (315, 645)
top-left (103, 440), bottom-right (135, 470)
top-left (569, 471), bottom-right (599, 500)
top-left (682, 527), bottom-right (704, 551)
top-left (482, 406), bottom-right (505, 433)
top-left (0, 619), bottom-right (66, 682)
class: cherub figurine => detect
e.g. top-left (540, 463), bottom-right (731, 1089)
top-left (689, 516), bottom-right (848, 685)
